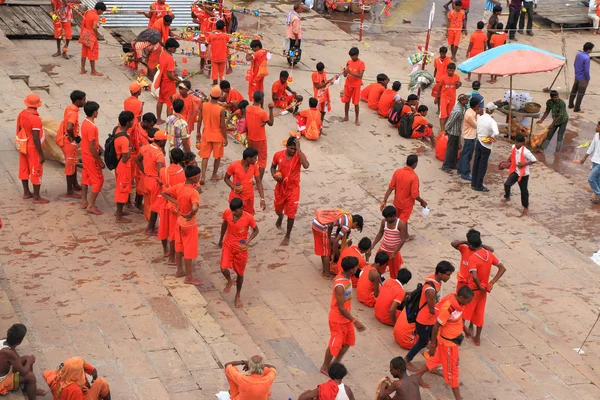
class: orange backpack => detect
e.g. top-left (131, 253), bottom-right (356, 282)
top-left (304, 111), bottom-right (321, 140)
top-left (15, 127), bottom-right (28, 154)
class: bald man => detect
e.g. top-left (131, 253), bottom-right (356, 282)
top-left (224, 356), bottom-right (277, 400)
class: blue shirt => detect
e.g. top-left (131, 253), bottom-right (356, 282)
top-left (574, 51), bottom-right (591, 81)
top-left (484, 0), bottom-right (496, 11)
top-left (466, 90), bottom-right (484, 109)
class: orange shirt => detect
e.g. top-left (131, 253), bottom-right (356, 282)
top-left (389, 166), bottom-right (419, 211)
top-left (80, 118), bottom-right (99, 158)
top-left (245, 105), bottom-right (269, 142)
top-left (141, 143), bottom-right (165, 177)
top-left (433, 56), bottom-right (451, 79)
top-left (448, 9), bottom-right (465, 31)
top-left (206, 31), bottom-right (230, 63)
top-left (345, 59), bottom-right (366, 88)
top-left (224, 365), bottom-right (276, 400)
top-left (124, 96), bottom-right (143, 120)
top-left (251, 49), bottom-right (268, 77)
top-left (201, 102), bottom-right (223, 142)
top-left (82, 9), bottom-right (98, 31)
top-left (172, 93), bottom-right (202, 130)
top-left (335, 245), bottom-right (366, 286)
top-left (357, 264), bottom-right (379, 307)
top-left (467, 249), bottom-right (500, 290)
top-left (368, 83), bottom-right (386, 110)
top-left (437, 73), bottom-right (461, 100)
top-left (378, 89), bottom-right (398, 117)
top-left (148, 2), bottom-right (172, 28)
top-left (152, 17), bottom-right (170, 44)
top-left (435, 293), bottom-right (465, 347)
top-left (393, 309), bottom-right (417, 349)
top-left (17, 108), bottom-right (44, 148)
top-left (412, 114), bottom-right (429, 130)
top-left (62, 104), bottom-right (80, 138)
top-left (226, 160), bottom-right (259, 200)
top-left (490, 32), bottom-right (507, 48)
top-left (156, 163), bottom-right (185, 210)
top-left (456, 244), bottom-right (476, 286)
top-left (159, 51), bottom-right (176, 92)
top-left (272, 80), bottom-right (288, 101)
top-left (165, 183), bottom-right (200, 227)
top-left (272, 149), bottom-right (301, 187)
top-left (222, 208), bottom-right (256, 248)
top-left (469, 30), bottom-right (487, 56)
top-left (415, 274), bottom-right (442, 325)
top-left (114, 134), bottom-right (131, 167)
top-left (226, 89), bottom-right (244, 105)
top-left (329, 274), bottom-right (353, 324)
top-left (374, 278), bottom-right (405, 325)
top-left (401, 104), bottom-right (413, 117)
top-left (312, 70), bottom-right (329, 98)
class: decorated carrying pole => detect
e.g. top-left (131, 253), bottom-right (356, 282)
top-left (359, 0), bottom-right (365, 42)
top-left (418, 2), bottom-right (435, 98)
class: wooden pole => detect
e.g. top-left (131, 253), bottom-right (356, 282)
top-left (509, 75), bottom-right (513, 139)
top-left (359, 0), bottom-right (365, 41)
top-left (418, 3), bottom-right (435, 98)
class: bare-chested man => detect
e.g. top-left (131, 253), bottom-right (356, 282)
top-left (377, 357), bottom-right (421, 400)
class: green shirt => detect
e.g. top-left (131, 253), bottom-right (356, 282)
top-left (545, 99), bottom-right (568, 125)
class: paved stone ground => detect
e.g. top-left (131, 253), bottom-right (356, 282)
top-left (1, 1), bottom-right (600, 399)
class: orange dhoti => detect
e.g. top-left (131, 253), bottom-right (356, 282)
top-left (60, 141), bottom-right (78, 176)
top-left (143, 176), bottom-right (161, 213)
top-left (312, 225), bottom-right (331, 257)
top-left (54, 21), bottom-right (73, 40)
top-left (114, 162), bottom-right (132, 204)
top-left (274, 94), bottom-right (295, 110)
top-left (81, 156), bottom-right (104, 193)
top-left (376, 249), bottom-right (403, 279)
top-left (220, 243), bottom-right (248, 276)
top-left (158, 208), bottom-right (178, 241)
top-left (328, 321), bottom-right (355, 357)
top-left (425, 342), bottom-right (460, 388)
top-left (43, 370), bottom-right (110, 400)
top-left (81, 42), bottom-right (99, 61)
top-left (0, 370), bottom-right (17, 395)
top-left (175, 225), bottom-right (198, 259)
top-left (248, 78), bottom-right (264, 100)
top-left (147, 48), bottom-right (160, 70)
top-left (19, 146), bottom-right (43, 185)
top-left (462, 289), bottom-right (487, 327)
top-left (274, 183), bottom-right (300, 219)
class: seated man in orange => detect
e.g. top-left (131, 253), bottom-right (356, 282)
top-left (0, 324), bottom-right (46, 399)
top-left (357, 251), bottom-right (388, 307)
top-left (412, 105), bottom-right (436, 147)
top-left (393, 308), bottom-right (417, 350)
top-left (224, 356), bottom-right (276, 400)
top-left (219, 80), bottom-right (245, 112)
top-left (272, 70), bottom-right (303, 113)
top-left (80, 2), bottom-right (106, 76)
top-left (374, 268), bottom-right (412, 326)
top-left (297, 97), bottom-right (322, 140)
top-left (43, 357), bottom-right (110, 400)
top-left (219, 198), bottom-right (260, 308)
top-left (57, 89), bottom-right (86, 198)
top-left (378, 80), bottom-right (402, 118)
top-left (360, 73), bottom-right (389, 110)
top-left (206, 20), bottom-right (230, 85)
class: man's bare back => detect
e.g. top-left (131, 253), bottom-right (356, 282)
top-left (381, 375), bottom-right (421, 400)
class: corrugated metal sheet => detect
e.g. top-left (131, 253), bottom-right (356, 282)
top-left (82, 0), bottom-right (206, 27)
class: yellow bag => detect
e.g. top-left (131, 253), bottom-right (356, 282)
top-left (15, 127), bottom-right (28, 154)
top-left (255, 61), bottom-right (269, 78)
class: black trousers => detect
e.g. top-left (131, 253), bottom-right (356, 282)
top-left (518, 2), bottom-right (534, 33)
top-left (504, 173), bottom-right (529, 208)
top-left (506, 9), bottom-right (520, 39)
top-left (442, 134), bottom-right (460, 170)
top-left (405, 322), bottom-right (433, 362)
top-left (471, 141), bottom-right (491, 189)
top-left (569, 79), bottom-right (589, 111)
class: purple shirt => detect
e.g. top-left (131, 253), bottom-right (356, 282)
top-left (574, 51), bottom-right (591, 81)
top-left (509, 0), bottom-right (522, 11)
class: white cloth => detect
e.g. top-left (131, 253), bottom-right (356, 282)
top-left (512, 145), bottom-right (537, 176)
top-left (335, 383), bottom-right (351, 400)
top-left (476, 113), bottom-right (499, 149)
top-left (590, 0), bottom-right (597, 13)
top-left (587, 133), bottom-right (600, 164)
top-left (0, 342), bottom-right (12, 382)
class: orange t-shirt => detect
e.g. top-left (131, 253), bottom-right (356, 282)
top-left (172, 93), bottom-right (202, 130)
top-left (159, 51), bottom-right (176, 92)
top-left (152, 17), bottom-right (170, 44)
top-left (433, 56), bottom-right (451, 79)
top-left (312, 70), bottom-right (329, 98)
top-left (448, 9), bottom-right (465, 31)
top-left (415, 274), bottom-right (442, 325)
top-left (435, 293), bottom-right (465, 347)
top-left (17, 108), bottom-right (44, 150)
top-left (226, 88), bottom-right (244, 104)
top-left (156, 163), bottom-right (185, 210)
top-left (329, 274), bottom-right (353, 324)
top-left (456, 244), bottom-right (476, 287)
top-left (226, 160), bottom-right (259, 200)
top-left (335, 245), bottom-right (366, 286)
top-left (378, 89), bottom-right (398, 117)
top-left (345, 59), bottom-right (366, 88)
top-left (401, 104), bottom-right (413, 117)
top-left (374, 279), bottom-right (405, 325)
top-left (437, 73), bottom-right (461, 100)
top-left (224, 365), bottom-right (277, 400)
top-left (80, 118), bottom-right (98, 158)
top-left (389, 166), bottom-right (419, 211)
top-left (245, 105), bottom-right (269, 141)
top-left (82, 9), bottom-right (98, 31)
top-left (367, 83), bottom-right (386, 110)
top-left (206, 31), bottom-right (230, 62)
top-left (272, 149), bottom-right (301, 187)
top-left (114, 134), bottom-right (131, 167)
top-left (141, 143), bottom-right (165, 177)
top-left (357, 264), bottom-right (379, 307)
top-left (298, 108), bottom-right (322, 138)
top-left (165, 183), bottom-right (200, 227)
top-left (393, 309), bottom-right (417, 349)
top-left (490, 32), bottom-right (507, 48)
top-left (148, 2), bottom-right (172, 27)
top-left (469, 30), bottom-right (487, 56)
top-left (467, 249), bottom-right (500, 290)
top-left (272, 80), bottom-right (288, 101)
top-left (222, 208), bottom-right (257, 248)
top-left (412, 114), bottom-right (429, 130)
top-left (201, 102), bottom-right (223, 142)
top-left (124, 96), bottom-right (143, 120)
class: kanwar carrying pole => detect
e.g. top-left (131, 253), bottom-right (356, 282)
top-left (219, 0), bottom-right (223, 16)
top-left (417, 3), bottom-right (435, 97)
top-left (359, 0), bottom-right (365, 41)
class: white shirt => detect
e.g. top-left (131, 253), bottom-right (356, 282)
top-left (476, 113), bottom-right (500, 149)
top-left (587, 132), bottom-right (600, 164)
top-left (590, 0), bottom-right (597, 12)
top-left (512, 145), bottom-right (537, 176)
top-left (335, 383), bottom-right (350, 400)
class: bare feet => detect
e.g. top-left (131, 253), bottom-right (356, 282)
top-left (32, 198), bottom-right (50, 204)
top-left (52, 51), bottom-right (61, 57)
top-left (73, 183), bottom-right (82, 191)
top-left (224, 279), bottom-right (234, 293)
top-left (36, 388), bottom-right (47, 395)
top-left (210, 174), bottom-right (222, 181)
top-left (91, 71), bottom-right (104, 77)
top-left (125, 204), bottom-right (142, 214)
top-left (145, 229), bottom-right (157, 236)
top-left (235, 296), bottom-right (244, 308)
top-left (184, 277), bottom-right (202, 285)
top-left (418, 377), bottom-right (431, 389)
top-left (80, 69), bottom-right (87, 74)
top-left (405, 360), bottom-right (419, 372)
top-left (115, 217), bottom-right (132, 223)
top-left (519, 208), bottom-right (529, 217)
top-left (65, 192), bottom-right (80, 199)
top-left (463, 324), bottom-right (472, 338)
top-left (341, 116), bottom-right (349, 122)
top-left (465, 77), bottom-right (471, 82)
top-left (280, 236), bottom-right (290, 246)
top-left (321, 273), bottom-right (334, 280)
top-left (175, 270), bottom-right (185, 277)
top-left (472, 335), bottom-right (481, 346)
top-left (275, 217), bottom-right (283, 229)
top-left (156, 119), bottom-right (166, 125)
top-left (355, 120), bottom-right (361, 126)
top-left (62, 53), bottom-right (69, 60)
top-left (406, 234), bottom-right (416, 241)
top-left (80, 203), bottom-right (88, 209)
top-left (23, 194), bottom-right (33, 200)
top-left (86, 207), bottom-right (103, 215)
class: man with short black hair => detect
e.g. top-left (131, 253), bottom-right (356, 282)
top-left (472, 102), bottom-right (499, 192)
top-left (377, 357), bottom-right (421, 400)
top-left (569, 42), bottom-right (594, 113)
top-left (80, 2), bottom-right (106, 76)
top-left (501, 134), bottom-right (536, 216)
top-left (156, 38), bottom-right (180, 124)
top-left (537, 90), bottom-right (569, 152)
top-left (58, 90), bottom-right (86, 198)
top-left (442, 94), bottom-right (469, 173)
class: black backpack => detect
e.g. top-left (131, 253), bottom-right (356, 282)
top-left (398, 281), bottom-right (435, 323)
top-left (398, 112), bottom-right (415, 138)
top-left (388, 101), bottom-right (404, 125)
top-left (104, 128), bottom-right (129, 171)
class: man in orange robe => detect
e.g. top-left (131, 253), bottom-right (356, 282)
top-left (113, 111), bottom-right (135, 223)
top-left (224, 356), bottom-right (277, 400)
top-left (197, 86), bottom-right (227, 184)
top-left (57, 90), bottom-right (85, 198)
top-left (246, 40), bottom-right (268, 100)
top-left (80, 101), bottom-right (105, 215)
top-left (80, 2), bottom-right (106, 76)
top-left (124, 82), bottom-right (145, 208)
top-left (140, 0), bottom-right (172, 28)
top-left (245, 91), bottom-right (274, 179)
top-left (157, 148), bottom-right (186, 262)
top-left (357, 251), bottom-right (387, 307)
top-left (171, 80), bottom-right (202, 132)
top-left (435, 63), bottom-right (462, 131)
top-left (43, 357), bottom-right (110, 400)
top-left (156, 38), bottom-right (180, 124)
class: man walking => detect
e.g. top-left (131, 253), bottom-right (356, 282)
top-left (579, 121), bottom-right (600, 204)
top-left (442, 94), bottom-right (469, 173)
top-left (537, 90), bottom-right (569, 152)
top-left (501, 134), bottom-right (537, 216)
top-left (518, 0), bottom-right (536, 36)
top-left (569, 42), bottom-right (594, 113)
top-left (459, 98), bottom-right (481, 181)
top-left (505, 0), bottom-right (522, 41)
top-left (472, 102), bottom-right (499, 192)
top-left (286, 2), bottom-right (303, 67)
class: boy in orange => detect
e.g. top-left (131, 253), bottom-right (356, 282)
top-left (51, 0), bottom-right (78, 59)
top-left (224, 147), bottom-right (266, 215)
top-left (374, 268), bottom-right (412, 326)
top-left (219, 80), bottom-right (244, 111)
top-left (80, 2), bottom-right (106, 76)
top-left (435, 62), bottom-right (461, 131)
top-left (152, 15), bottom-right (175, 45)
top-left (80, 101), bottom-right (105, 215)
top-left (447, 1), bottom-right (466, 61)
top-left (57, 90), bottom-right (85, 198)
top-left (466, 21), bottom-right (487, 82)
top-left (432, 47), bottom-right (451, 114)
top-left (357, 251), bottom-right (387, 307)
top-left (157, 148), bottom-right (185, 262)
top-left (156, 38), bottom-right (180, 125)
top-left (451, 229), bottom-right (494, 291)
top-left (162, 165), bottom-right (203, 285)
top-left (18, 94), bottom-right (48, 204)
top-left (320, 256), bottom-right (366, 374)
top-left (334, 237), bottom-right (371, 286)
top-left (272, 71), bottom-right (303, 113)
top-left (206, 20), bottom-right (231, 85)
top-left (297, 98), bottom-right (322, 140)
top-left (197, 86), bottom-right (227, 184)
top-left (381, 155), bottom-right (427, 240)
top-left (140, 0), bottom-right (172, 28)
top-left (172, 81), bottom-right (202, 132)
top-left (361, 73), bottom-right (389, 110)
top-left (488, 23), bottom-right (507, 83)
top-left (414, 286), bottom-right (474, 400)
top-left (137, 130), bottom-right (170, 235)
top-left (412, 105), bottom-right (436, 147)
top-left (342, 47), bottom-right (366, 126)
top-left (370, 206), bottom-right (407, 280)
top-left (378, 81), bottom-right (402, 118)
top-left (113, 111), bottom-right (135, 223)
top-left (405, 261), bottom-right (455, 371)
top-left (463, 246), bottom-right (506, 346)
top-left (312, 62), bottom-right (333, 122)
top-left (271, 136), bottom-right (309, 245)
top-left (246, 91), bottom-right (274, 179)
top-left (246, 40), bottom-right (268, 100)
top-left (219, 197), bottom-right (260, 308)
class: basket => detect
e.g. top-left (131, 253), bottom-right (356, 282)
top-left (524, 102), bottom-right (541, 113)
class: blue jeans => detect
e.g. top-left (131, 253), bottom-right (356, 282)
top-left (589, 162), bottom-right (600, 195)
top-left (458, 138), bottom-right (475, 178)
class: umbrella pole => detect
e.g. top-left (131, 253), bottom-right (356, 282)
top-left (509, 75), bottom-right (513, 139)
